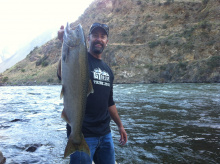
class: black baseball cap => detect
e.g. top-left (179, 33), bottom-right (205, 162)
top-left (89, 23), bottom-right (109, 37)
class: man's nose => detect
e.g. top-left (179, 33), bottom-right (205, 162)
top-left (95, 35), bottom-right (102, 41)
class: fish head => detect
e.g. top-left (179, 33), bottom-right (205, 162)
top-left (63, 23), bottom-right (85, 48)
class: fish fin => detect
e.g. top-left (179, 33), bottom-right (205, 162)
top-left (87, 80), bottom-right (94, 96)
top-left (62, 51), bottom-right (66, 62)
top-left (62, 47), bottom-right (69, 63)
top-left (66, 47), bottom-right (69, 62)
top-left (60, 85), bottom-right (64, 99)
top-left (61, 108), bottom-right (70, 124)
top-left (64, 134), bottom-right (90, 158)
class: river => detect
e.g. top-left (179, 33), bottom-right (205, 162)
top-left (0, 84), bottom-right (219, 164)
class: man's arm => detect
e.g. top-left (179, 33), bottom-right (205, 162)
top-left (108, 105), bottom-right (127, 145)
top-left (58, 25), bottom-right (64, 42)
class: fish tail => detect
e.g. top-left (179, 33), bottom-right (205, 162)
top-left (64, 134), bottom-right (90, 158)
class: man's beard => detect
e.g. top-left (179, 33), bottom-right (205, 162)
top-left (91, 41), bottom-right (104, 55)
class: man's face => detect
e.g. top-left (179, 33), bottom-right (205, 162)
top-left (88, 27), bottom-right (108, 55)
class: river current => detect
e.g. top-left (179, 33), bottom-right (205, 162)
top-left (0, 84), bottom-right (219, 164)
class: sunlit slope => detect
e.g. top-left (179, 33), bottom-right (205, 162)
top-left (0, 0), bottom-right (219, 85)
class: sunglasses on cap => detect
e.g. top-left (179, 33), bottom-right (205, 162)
top-left (89, 23), bottom-right (109, 36)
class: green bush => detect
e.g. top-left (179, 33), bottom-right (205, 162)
top-left (42, 61), bottom-right (49, 67)
top-left (137, 0), bottom-right (142, 5)
top-left (144, 64), bottom-right (154, 70)
top-left (164, 0), bottom-right (174, 5)
top-left (148, 41), bottom-right (161, 48)
top-left (202, 0), bottom-right (209, 5)
top-left (129, 38), bottom-right (135, 43)
top-left (47, 78), bottom-right (54, 83)
top-left (115, 8), bottom-right (121, 12)
top-left (199, 21), bottom-right (212, 30)
top-left (162, 24), bottom-right (167, 29)
top-left (178, 61), bottom-right (187, 70)
top-left (163, 13), bottom-right (169, 19)
top-left (160, 65), bottom-right (166, 70)
top-left (142, 24), bottom-right (147, 31)
top-left (182, 27), bottom-right (195, 38)
top-left (36, 55), bottom-right (49, 67)
top-left (29, 46), bottom-right (38, 54)
top-left (207, 40), bottom-right (216, 46)
top-left (3, 77), bottom-right (9, 83)
top-left (164, 39), bottom-right (171, 46)
top-left (121, 32), bottom-right (127, 37)
top-left (183, 42), bottom-right (194, 51)
top-left (207, 56), bottom-right (220, 69)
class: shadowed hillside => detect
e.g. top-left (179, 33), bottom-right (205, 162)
top-left (0, 0), bottom-right (219, 85)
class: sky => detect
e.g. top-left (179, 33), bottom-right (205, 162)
top-left (0, 0), bottom-right (94, 62)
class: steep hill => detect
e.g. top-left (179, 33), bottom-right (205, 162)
top-left (0, 0), bottom-right (219, 85)
top-left (0, 29), bottom-right (57, 73)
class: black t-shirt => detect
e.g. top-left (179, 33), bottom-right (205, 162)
top-left (82, 53), bottom-right (115, 137)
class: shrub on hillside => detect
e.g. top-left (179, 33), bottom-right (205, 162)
top-left (47, 78), bottom-right (54, 83)
top-left (202, 0), bottom-right (209, 5)
top-left (42, 61), bottom-right (49, 67)
top-left (163, 13), bottom-right (170, 19)
top-left (36, 55), bottom-right (49, 67)
top-left (3, 77), bottom-right (9, 83)
top-left (207, 56), bottom-right (220, 69)
top-left (148, 41), bottom-right (161, 48)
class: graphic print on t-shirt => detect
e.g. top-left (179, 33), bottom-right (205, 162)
top-left (92, 67), bottom-right (110, 87)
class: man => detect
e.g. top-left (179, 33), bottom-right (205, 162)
top-left (57, 23), bottom-right (127, 164)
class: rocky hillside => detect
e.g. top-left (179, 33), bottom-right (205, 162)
top-left (0, 28), bottom-right (57, 73)
top-left (0, 0), bottom-right (219, 85)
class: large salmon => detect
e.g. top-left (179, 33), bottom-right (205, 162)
top-left (60, 23), bottom-right (93, 158)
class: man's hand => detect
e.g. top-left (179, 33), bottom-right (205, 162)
top-left (58, 25), bottom-right (64, 42)
top-left (108, 105), bottom-right (128, 146)
top-left (119, 126), bottom-right (127, 145)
